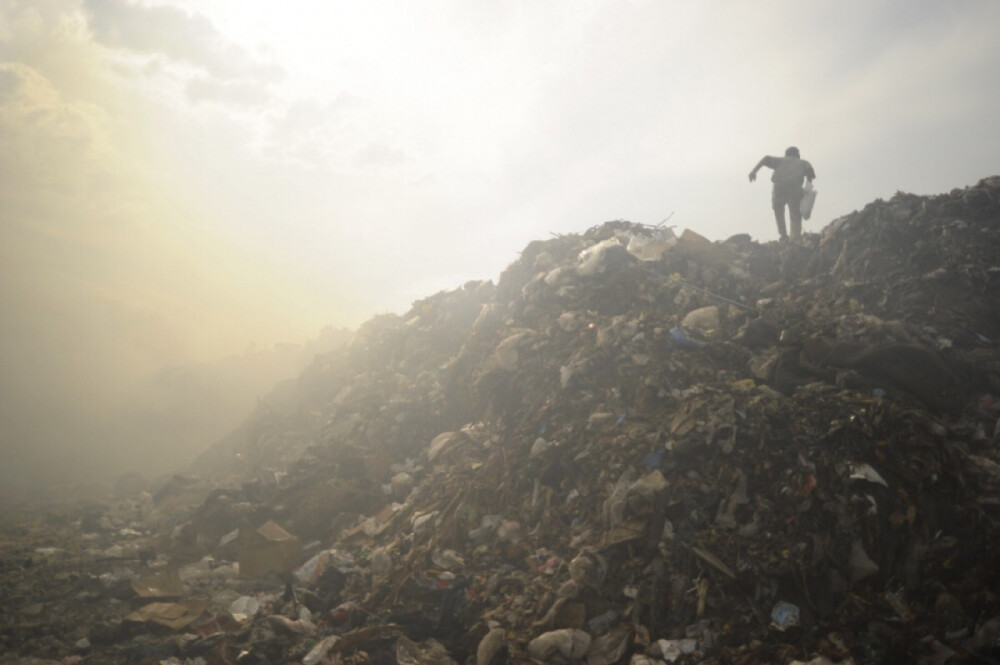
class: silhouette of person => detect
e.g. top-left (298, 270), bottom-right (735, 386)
top-left (749, 146), bottom-right (816, 240)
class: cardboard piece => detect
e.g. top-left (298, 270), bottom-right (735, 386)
top-left (131, 569), bottom-right (184, 599)
top-left (602, 520), bottom-right (646, 547)
top-left (239, 520), bottom-right (302, 578)
top-left (675, 228), bottom-right (734, 266)
top-left (125, 600), bottom-right (207, 630)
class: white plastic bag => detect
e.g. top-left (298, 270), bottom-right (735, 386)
top-left (577, 237), bottom-right (622, 276)
top-left (626, 227), bottom-right (677, 261)
top-left (800, 181), bottom-right (817, 220)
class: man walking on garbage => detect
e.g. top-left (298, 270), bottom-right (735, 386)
top-left (748, 146), bottom-right (816, 241)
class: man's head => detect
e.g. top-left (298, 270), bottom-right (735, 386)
top-left (785, 146), bottom-right (800, 158)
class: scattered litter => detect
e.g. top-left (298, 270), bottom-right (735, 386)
top-left (5, 177), bottom-right (1000, 664)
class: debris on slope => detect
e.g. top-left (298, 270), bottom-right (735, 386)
top-left (2, 177), bottom-right (1000, 665)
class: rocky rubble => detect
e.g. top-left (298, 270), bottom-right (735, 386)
top-left (2, 177), bottom-right (1000, 665)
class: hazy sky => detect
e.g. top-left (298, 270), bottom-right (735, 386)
top-left (2, 1), bottom-right (999, 489)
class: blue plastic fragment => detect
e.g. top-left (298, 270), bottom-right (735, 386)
top-left (770, 601), bottom-right (800, 630)
top-left (643, 449), bottom-right (666, 468)
top-left (669, 327), bottom-right (702, 348)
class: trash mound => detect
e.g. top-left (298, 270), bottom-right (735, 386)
top-left (3, 177), bottom-right (1000, 665)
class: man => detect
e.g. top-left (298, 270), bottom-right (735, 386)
top-left (749, 147), bottom-right (816, 241)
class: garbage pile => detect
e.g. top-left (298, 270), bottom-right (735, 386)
top-left (2, 177), bottom-right (1000, 665)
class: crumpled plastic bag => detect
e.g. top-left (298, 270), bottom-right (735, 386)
top-left (396, 635), bottom-right (457, 665)
top-left (577, 238), bottom-right (633, 277)
top-left (626, 228), bottom-right (677, 261)
top-left (587, 629), bottom-right (631, 665)
top-left (528, 628), bottom-right (592, 661)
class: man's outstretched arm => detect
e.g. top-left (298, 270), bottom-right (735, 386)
top-left (748, 156), bottom-right (770, 182)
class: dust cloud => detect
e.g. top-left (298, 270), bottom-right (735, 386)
top-left (0, 299), bottom-right (350, 499)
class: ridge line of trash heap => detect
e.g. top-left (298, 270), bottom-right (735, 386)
top-left (3, 176), bottom-right (1000, 665)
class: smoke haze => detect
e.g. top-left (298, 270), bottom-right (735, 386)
top-left (2, 0), bottom-right (999, 496)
